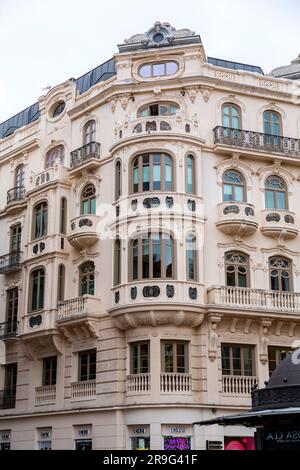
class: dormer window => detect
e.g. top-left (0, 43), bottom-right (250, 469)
top-left (52, 101), bottom-right (65, 118)
top-left (138, 61), bottom-right (178, 78)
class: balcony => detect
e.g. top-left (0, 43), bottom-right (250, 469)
top-left (0, 252), bottom-right (22, 274)
top-left (222, 375), bottom-right (257, 396)
top-left (57, 295), bottom-right (101, 340)
top-left (160, 373), bottom-right (192, 393)
top-left (208, 285), bottom-right (300, 314)
top-left (216, 202), bottom-right (258, 237)
top-left (71, 380), bottom-right (96, 399)
top-left (260, 209), bottom-right (298, 239)
top-left (213, 126), bottom-right (300, 160)
top-left (0, 321), bottom-right (18, 340)
top-left (67, 214), bottom-right (99, 249)
top-left (70, 142), bottom-right (100, 175)
top-left (0, 389), bottom-right (16, 409)
top-left (126, 373), bottom-right (150, 393)
top-left (28, 165), bottom-right (68, 192)
top-left (35, 385), bottom-right (56, 405)
top-left (5, 186), bottom-right (26, 213)
top-left (110, 281), bottom-right (205, 330)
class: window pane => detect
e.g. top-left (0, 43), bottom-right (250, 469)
top-left (232, 346), bottom-right (242, 375)
top-left (39, 274), bottom-right (44, 309)
top-left (165, 156), bottom-right (172, 191)
top-left (265, 190), bottom-right (275, 209)
top-left (133, 240), bottom-right (138, 280)
top-left (281, 274), bottom-right (290, 292)
top-left (276, 192), bottom-right (286, 210)
top-left (35, 208), bottom-right (41, 238)
top-left (153, 154), bottom-right (161, 190)
top-left (221, 345), bottom-right (230, 375)
top-left (223, 184), bottom-right (233, 201)
top-left (140, 344), bottom-right (149, 373)
top-left (142, 238), bottom-right (149, 279)
top-left (166, 62), bottom-right (178, 75)
top-left (153, 63), bottom-right (165, 76)
top-left (187, 157), bottom-right (194, 193)
top-left (234, 186), bottom-right (244, 202)
top-left (243, 347), bottom-right (253, 376)
top-left (165, 238), bottom-right (173, 278)
top-left (164, 343), bottom-right (173, 372)
top-left (226, 270), bottom-right (236, 287)
top-left (152, 234), bottom-right (161, 278)
top-left (176, 343), bottom-right (186, 373)
top-left (142, 156), bottom-right (150, 192)
top-left (133, 162), bottom-right (139, 193)
top-left (132, 345), bottom-right (138, 374)
top-left (42, 206), bottom-right (48, 236)
top-left (139, 65), bottom-right (151, 78)
top-left (32, 277), bottom-right (38, 311)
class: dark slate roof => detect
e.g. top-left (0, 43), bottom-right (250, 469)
top-left (0, 55), bottom-right (264, 140)
top-left (208, 56), bottom-right (264, 75)
top-left (269, 54), bottom-right (300, 80)
top-left (268, 352), bottom-right (300, 388)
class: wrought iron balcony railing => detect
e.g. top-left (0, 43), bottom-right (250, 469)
top-left (70, 142), bottom-right (100, 168)
top-left (0, 388), bottom-right (16, 409)
top-left (0, 252), bottom-right (22, 273)
top-left (7, 186), bottom-right (26, 205)
top-left (0, 321), bottom-right (18, 340)
top-left (213, 126), bottom-right (300, 157)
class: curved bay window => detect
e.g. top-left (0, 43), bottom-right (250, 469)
top-left (79, 262), bottom-right (95, 296)
top-left (132, 153), bottom-right (173, 193)
top-left (225, 252), bottom-right (249, 288)
top-left (130, 232), bottom-right (174, 281)
top-left (137, 102), bottom-right (179, 117)
top-left (83, 120), bottom-right (96, 144)
top-left (265, 176), bottom-right (287, 210)
top-left (33, 201), bottom-right (48, 239)
top-left (269, 257), bottom-right (292, 292)
top-left (186, 155), bottom-right (195, 194)
top-left (186, 234), bottom-right (197, 281)
top-left (30, 267), bottom-right (45, 312)
top-left (223, 170), bottom-right (245, 202)
top-left (46, 145), bottom-right (64, 168)
top-left (222, 104), bottom-right (240, 129)
top-left (81, 183), bottom-right (96, 215)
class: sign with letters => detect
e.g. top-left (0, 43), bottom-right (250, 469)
top-left (263, 427), bottom-right (300, 450)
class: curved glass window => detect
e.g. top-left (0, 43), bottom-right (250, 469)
top-left (138, 102), bottom-right (179, 117)
top-left (30, 268), bottom-right (45, 311)
top-left (131, 153), bottom-right (174, 193)
top-left (81, 184), bottom-right (96, 215)
top-left (225, 252), bottom-right (249, 287)
top-left (46, 145), bottom-right (64, 168)
top-left (222, 104), bottom-right (240, 129)
top-left (269, 257), bottom-right (292, 292)
top-left (33, 202), bottom-right (48, 239)
top-left (186, 234), bottom-right (197, 281)
top-left (139, 62), bottom-right (178, 78)
top-left (130, 232), bottom-right (174, 281)
top-left (265, 176), bottom-right (287, 210)
top-left (223, 170), bottom-right (245, 202)
top-left (79, 262), bottom-right (95, 296)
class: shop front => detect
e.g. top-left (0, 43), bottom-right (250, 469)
top-left (162, 425), bottom-right (192, 450)
top-left (128, 425), bottom-right (150, 450)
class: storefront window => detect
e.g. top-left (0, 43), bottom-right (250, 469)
top-left (131, 437), bottom-right (150, 450)
top-left (75, 439), bottom-right (92, 450)
top-left (164, 436), bottom-right (191, 450)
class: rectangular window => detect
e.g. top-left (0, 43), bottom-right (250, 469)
top-left (223, 184), bottom-right (233, 201)
top-left (265, 190), bottom-right (275, 209)
top-left (162, 342), bottom-right (188, 373)
top-left (142, 238), bottom-right (149, 279)
top-left (78, 350), bottom-right (96, 381)
top-left (152, 234), bottom-right (161, 278)
top-left (130, 342), bottom-right (149, 374)
top-left (10, 224), bottom-right (22, 253)
top-left (221, 344), bottom-right (255, 376)
top-left (142, 156), bottom-right (150, 192)
top-left (6, 288), bottom-right (18, 334)
top-left (43, 356), bottom-right (57, 386)
top-left (153, 154), bottom-right (161, 191)
top-left (268, 346), bottom-right (291, 376)
top-left (133, 240), bottom-right (139, 280)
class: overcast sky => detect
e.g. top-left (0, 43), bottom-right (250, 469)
top-left (0, 0), bottom-right (299, 123)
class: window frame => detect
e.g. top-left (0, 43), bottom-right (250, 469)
top-left (42, 356), bottom-right (57, 386)
top-left (57, 264), bottom-right (65, 303)
top-left (269, 256), bottom-right (293, 292)
top-left (225, 251), bottom-right (249, 288)
top-left (83, 120), bottom-right (96, 145)
top-left (268, 346), bottom-right (291, 376)
top-left (10, 223), bottom-right (22, 253)
top-left (32, 201), bottom-right (48, 240)
top-left (185, 154), bottom-right (196, 194)
top-left (138, 61), bottom-right (179, 79)
top-left (263, 110), bottom-right (282, 136)
top-left (131, 153), bottom-right (174, 194)
top-left (221, 343), bottom-right (255, 376)
top-left (79, 261), bottom-right (95, 296)
top-left (15, 164), bottom-right (25, 188)
top-left (115, 160), bottom-right (122, 200)
top-left (78, 349), bottom-right (96, 381)
top-left (46, 145), bottom-right (64, 168)
top-left (6, 287), bottom-right (18, 332)
top-left (130, 341), bottom-right (150, 374)
top-left (80, 183), bottom-right (96, 215)
top-left (114, 239), bottom-right (121, 286)
top-left (222, 103), bottom-right (241, 129)
top-left (161, 341), bottom-right (189, 374)
top-left (59, 197), bottom-right (67, 234)
top-left (222, 170), bottom-right (246, 203)
top-left (29, 267), bottom-right (45, 312)
top-left (265, 176), bottom-right (287, 210)
top-left (137, 102), bottom-right (179, 117)
top-left (186, 234), bottom-right (198, 281)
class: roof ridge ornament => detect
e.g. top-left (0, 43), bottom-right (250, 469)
top-left (118, 21), bottom-right (201, 52)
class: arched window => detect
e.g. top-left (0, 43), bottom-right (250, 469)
top-left (269, 257), bottom-right (292, 292)
top-left (81, 184), bottom-right (96, 215)
top-left (225, 252), bottom-right (249, 287)
top-left (114, 239), bottom-right (121, 285)
top-left (186, 155), bottom-right (195, 194)
top-left (130, 232), bottom-right (174, 281)
top-left (137, 102), bottom-right (179, 117)
top-left (265, 176), bottom-right (287, 210)
top-left (79, 262), bottom-right (95, 296)
top-left (223, 170), bottom-right (245, 202)
top-left (186, 234), bottom-right (197, 281)
top-left (83, 120), bottom-right (96, 144)
top-left (115, 161), bottom-right (122, 200)
top-left (263, 111), bottom-right (281, 136)
top-left (30, 267), bottom-right (45, 312)
top-left (60, 197), bottom-right (67, 234)
top-left (46, 145), bottom-right (64, 168)
top-left (131, 153), bottom-right (174, 193)
top-left (33, 201), bottom-right (48, 239)
top-left (15, 164), bottom-right (25, 188)
top-left (57, 264), bottom-right (65, 303)
top-left (138, 62), bottom-right (178, 78)
top-left (222, 104), bottom-right (240, 129)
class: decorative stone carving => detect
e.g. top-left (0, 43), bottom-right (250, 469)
top-left (189, 287), bottom-right (197, 300)
top-left (223, 205), bottom-right (240, 215)
top-left (245, 206), bottom-right (254, 216)
top-left (187, 199), bottom-right (196, 212)
top-left (130, 286), bottom-right (137, 300)
top-left (208, 315), bottom-right (222, 362)
top-left (143, 197), bottom-right (160, 209)
top-left (260, 319), bottom-right (272, 365)
top-left (29, 315), bottom-right (42, 328)
top-left (166, 285), bottom-right (174, 298)
top-left (131, 199), bottom-right (138, 211)
top-left (79, 218), bottom-right (93, 228)
top-left (166, 196), bottom-right (174, 208)
top-left (185, 86), bottom-right (199, 103)
top-left (200, 86), bottom-right (212, 102)
top-left (284, 214), bottom-right (295, 224)
top-left (143, 286), bottom-right (160, 298)
top-left (32, 244), bottom-right (39, 254)
top-left (115, 291), bottom-right (120, 304)
top-left (266, 212), bottom-right (280, 222)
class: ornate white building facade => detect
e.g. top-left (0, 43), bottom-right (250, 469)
top-left (0, 22), bottom-right (300, 450)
